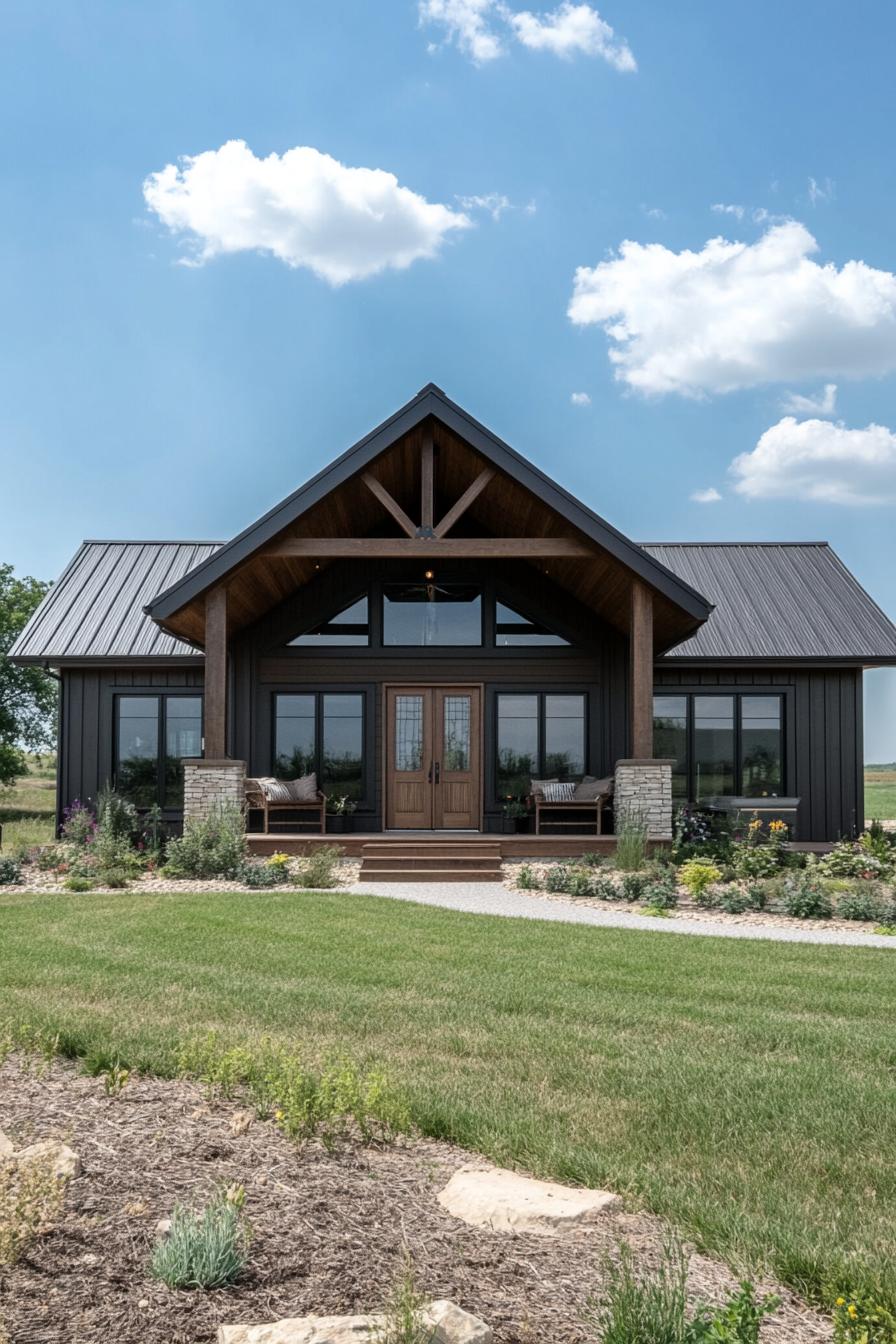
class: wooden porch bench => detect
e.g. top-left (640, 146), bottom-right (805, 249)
top-left (531, 781), bottom-right (613, 837)
top-left (245, 778), bottom-right (327, 835)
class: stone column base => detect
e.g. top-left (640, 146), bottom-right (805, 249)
top-left (182, 759), bottom-right (246, 824)
top-left (614, 759), bottom-right (675, 841)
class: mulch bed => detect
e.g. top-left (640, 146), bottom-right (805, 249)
top-left (0, 1057), bottom-right (831, 1344)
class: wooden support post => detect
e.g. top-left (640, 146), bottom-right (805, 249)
top-left (630, 579), bottom-right (654, 759)
top-left (204, 585), bottom-right (228, 759)
top-left (420, 435), bottom-right (434, 534)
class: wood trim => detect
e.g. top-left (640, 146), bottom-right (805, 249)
top-left (630, 580), bottom-right (654, 759)
top-left (420, 435), bottom-right (434, 533)
top-left (204, 586), bottom-right (228, 758)
top-left (263, 537), bottom-right (594, 558)
top-left (434, 467), bottom-right (495, 538)
top-left (361, 472), bottom-right (417, 538)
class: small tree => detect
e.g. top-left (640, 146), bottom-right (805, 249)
top-left (0, 564), bottom-right (58, 787)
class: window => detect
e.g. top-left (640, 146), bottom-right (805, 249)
top-left (496, 692), bottom-right (587, 798)
top-left (274, 692), bottom-right (365, 802)
top-left (383, 582), bottom-right (481, 646)
top-left (652, 693), bottom-right (784, 800)
top-left (495, 601), bottom-right (569, 646)
top-left (288, 596), bottom-right (369, 646)
top-left (115, 694), bottom-right (202, 809)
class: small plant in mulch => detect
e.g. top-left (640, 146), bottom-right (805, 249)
top-left (586, 1239), bottom-right (778, 1343)
top-left (621, 872), bottom-right (649, 902)
top-left (615, 811), bottom-right (649, 873)
top-left (516, 864), bottom-right (540, 890)
top-left (373, 1254), bottom-right (436, 1344)
top-left (0, 858), bottom-right (22, 886)
top-left (293, 845), bottom-right (343, 889)
top-left (640, 874), bottom-right (679, 909)
top-left (832, 1294), bottom-right (896, 1343)
top-left (149, 1186), bottom-right (250, 1290)
top-left (782, 872), bottom-right (833, 920)
top-left (0, 1149), bottom-right (66, 1267)
top-left (678, 860), bottom-right (723, 905)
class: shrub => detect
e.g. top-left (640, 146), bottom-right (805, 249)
top-left (744, 882), bottom-right (767, 910)
top-left (591, 874), bottom-right (622, 901)
top-left (640, 874), bottom-right (679, 909)
top-left (96, 787), bottom-right (139, 840)
top-left (516, 864), bottom-right (540, 890)
top-left (545, 863), bottom-right (573, 894)
top-left (0, 858), bottom-right (21, 886)
top-left (719, 888), bottom-right (753, 915)
top-left (832, 1295), bottom-right (896, 1344)
top-left (782, 872), bottom-right (833, 919)
top-left (92, 828), bottom-right (144, 877)
top-left (615, 810), bottom-right (648, 872)
top-left (0, 1149), bottom-right (66, 1267)
top-left (163, 803), bottom-right (247, 879)
top-left (580, 851), bottom-right (605, 868)
top-left (621, 873), bottom-right (648, 902)
top-left (149, 1188), bottom-right (249, 1290)
top-left (689, 1282), bottom-right (779, 1342)
top-left (373, 1256), bottom-right (432, 1344)
top-left (238, 861), bottom-right (281, 889)
top-left (820, 840), bottom-right (888, 881)
top-left (98, 868), bottom-right (131, 889)
top-left (678, 860), bottom-right (722, 903)
top-left (836, 887), bottom-right (889, 923)
top-left (61, 799), bottom-right (96, 846)
top-left (63, 874), bottom-right (92, 893)
top-left (732, 844), bottom-right (780, 879)
top-left (567, 867), bottom-right (595, 898)
top-left (293, 845), bottom-right (342, 890)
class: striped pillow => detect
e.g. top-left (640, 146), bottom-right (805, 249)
top-left (542, 782), bottom-right (576, 803)
top-left (287, 773), bottom-right (318, 802)
top-left (257, 776), bottom-right (293, 803)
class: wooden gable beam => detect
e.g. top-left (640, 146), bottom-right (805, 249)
top-left (361, 472), bottom-right (417, 538)
top-left (420, 434), bottom-right (434, 534)
top-left (263, 537), bottom-right (594, 558)
top-left (434, 467), bottom-right (495, 538)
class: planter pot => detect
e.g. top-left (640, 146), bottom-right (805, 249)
top-left (327, 815), bottom-right (347, 833)
top-left (514, 816), bottom-right (532, 834)
top-left (500, 817), bottom-right (516, 834)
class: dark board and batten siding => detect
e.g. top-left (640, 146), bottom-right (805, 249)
top-left (655, 665), bottom-right (864, 842)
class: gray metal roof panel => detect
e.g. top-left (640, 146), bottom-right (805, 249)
top-left (643, 542), bottom-right (896, 661)
top-left (9, 542), bottom-right (222, 662)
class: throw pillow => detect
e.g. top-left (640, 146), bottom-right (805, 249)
top-left (530, 778), bottom-right (558, 796)
top-left (574, 775), bottom-right (613, 801)
top-left (542, 782), bottom-right (576, 802)
top-left (257, 776), bottom-right (293, 803)
top-left (287, 773), bottom-right (318, 802)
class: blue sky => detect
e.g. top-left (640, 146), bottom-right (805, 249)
top-left (2, 0), bottom-right (896, 757)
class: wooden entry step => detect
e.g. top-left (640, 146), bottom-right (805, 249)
top-left (359, 839), bottom-right (503, 883)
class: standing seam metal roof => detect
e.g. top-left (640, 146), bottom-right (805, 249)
top-left (9, 538), bottom-right (896, 664)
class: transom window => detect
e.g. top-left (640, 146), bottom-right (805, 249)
top-left (653, 693), bottom-right (784, 801)
top-left (274, 692), bottom-right (365, 801)
top-left (383, 582), bottom-right (482, 646)
top-left (495, 601), bottom-right (570, 646)
top-left (115, 693), bottom-right (203, 809)
top-left (495, 692), bottom-right (587, 798)
top-left (288, 596), bottom-right (369, 646)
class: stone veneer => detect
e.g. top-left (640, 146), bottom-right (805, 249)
top-left (182, 759), bottom-right (246, 823)
top-left (613, 758), bottom-right (675, 841)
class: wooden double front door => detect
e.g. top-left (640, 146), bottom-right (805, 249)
top-left (385, 686), bottom-right (481, 829)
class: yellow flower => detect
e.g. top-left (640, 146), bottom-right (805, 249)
top-left (848, 1304), bottom-right (858, 1319)
top-left (836, 1297), bottom-right (845, 1306)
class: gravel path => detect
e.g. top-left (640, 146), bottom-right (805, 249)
top-left (347, 881), bottom-right (896, 948)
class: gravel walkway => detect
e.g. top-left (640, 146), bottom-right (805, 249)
top-left (347, 881), bottom-right (896, 948)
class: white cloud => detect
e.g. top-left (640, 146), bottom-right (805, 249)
top-left (711, 202), bottom-right (744, 219)
top-left (570, 390), bottom-right (591, 405)
top-left (808, 176), bottom-right (835, 206)
top-left (143, 140), bottom-right (472, 285)
top-left (420, 0), bottom-right (635, 68)
top-left (642, 204), bottom-right (666, 220)
top-left (457, 192), bottom-right (512, 219)
top-left (781, 383), bottom-right (837, 416)
top-left (690, 487), bottom-right (722, 503)
top-left (419, 0), bottom-right (504, 62)
top-left (731, 417), bottom-right (896, 505)
top-left (507, 2), bottom-right (636, 69)
top-left (567, 221), bottom-right (896, 396)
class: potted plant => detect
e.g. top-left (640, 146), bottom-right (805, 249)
top-left (502, 800), bottom-right (530, 834)
top-left (326, 796), bottom-right (358, 833)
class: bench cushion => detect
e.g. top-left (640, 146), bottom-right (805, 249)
top-left (574, 775), bottom-right (613, 801)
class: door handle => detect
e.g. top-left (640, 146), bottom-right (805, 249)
top-left (434, 761), bottom-right (441, 784)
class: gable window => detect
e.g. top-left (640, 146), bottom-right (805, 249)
top-left (273, 691), bottom-right (365, 801)
top-left (653, 693), bottom-right (783, 801)
top-left (115, 693), bottom-right (203, 809)
top-left (495, 601), bottom-right (570, 646)
top-left (288, 596), bottom-right (369, 646)
top-left (495, 692), bottom-right (587, 798)
top-left (383, 582), bottom-right (482, 646)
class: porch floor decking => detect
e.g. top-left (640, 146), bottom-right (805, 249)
top-left (246, 832), bottom-right (627, 859)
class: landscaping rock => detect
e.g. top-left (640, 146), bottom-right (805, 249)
top-left (437, 1165), bottom-right (620, 1235)
top-left (15, 1138), bottom-right (81, 1180)
top-left (217, 1299), bottom-right (491, 1344)
top-left (0, 1129), bottom-right (13, 1158)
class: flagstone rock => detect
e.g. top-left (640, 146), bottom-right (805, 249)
top-left (437, 1165), bottom-right (620, 1236)
top-left (0, 1130), bottom-right (13, 1158)
top-left (217, 1299), bottom-right (491, 1344)
top-left (14, 1138), bottom-right (81, 1181)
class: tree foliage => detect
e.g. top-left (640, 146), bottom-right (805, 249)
top-left (0, 563), bottom-right (57, 787)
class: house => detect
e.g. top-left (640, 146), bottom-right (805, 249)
top-left (11, 384), bottom-right (896, 854)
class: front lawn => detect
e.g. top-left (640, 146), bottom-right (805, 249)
top-left (1, 887), bottom-right (894, 1314)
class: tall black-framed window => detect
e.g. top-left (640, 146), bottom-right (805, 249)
top-left (273, 691), bottom-right (366, 803)
top-left (115, 693), bottom-right (203, 809)
top-left (494, 691), bottom-right (588, 799)
top-left (653, 692), bottom-right (784, 801)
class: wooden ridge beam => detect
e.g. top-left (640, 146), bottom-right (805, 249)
top-left (263, 537), bottom-right (595, 558)
top-left (361, 472), bottom-right (417, 538)
top-left (434, 467), bottom-right (495, 538)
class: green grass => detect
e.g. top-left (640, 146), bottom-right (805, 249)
top-left (1, 888), bottom-right (895, 1312)
top-left (0, 754), bottom-right (56, 854)
top-left (865, 767), bottom-right (896, 821)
